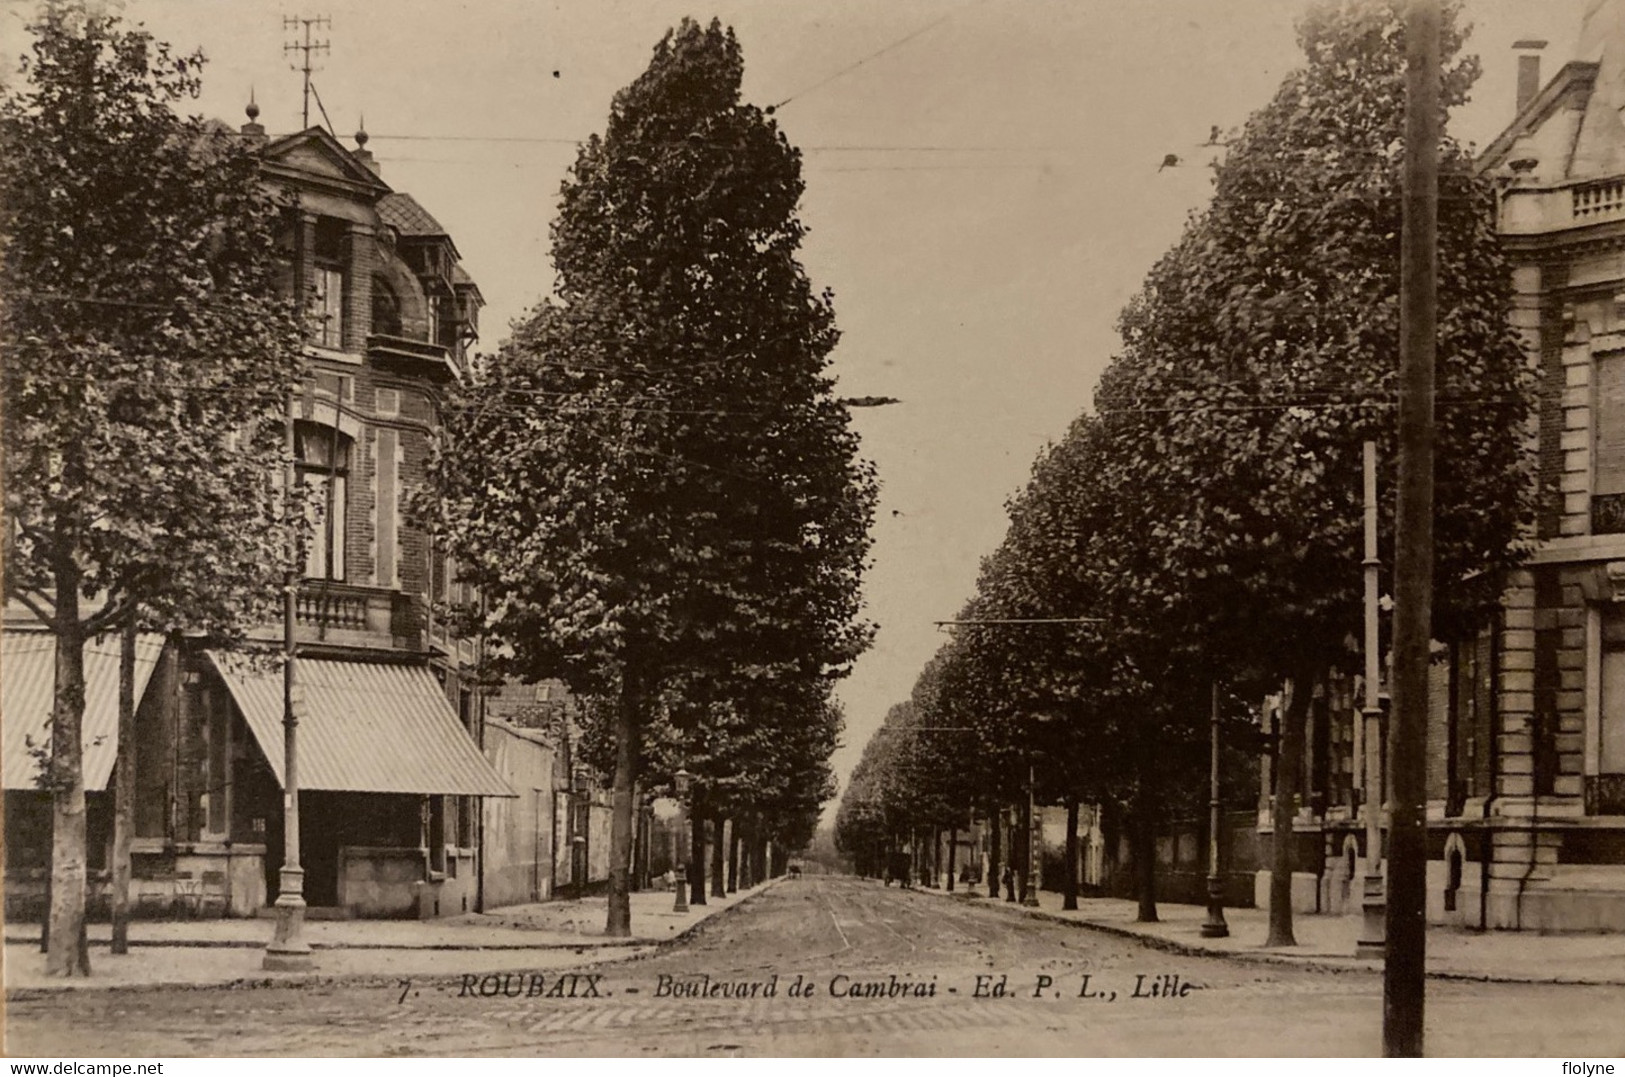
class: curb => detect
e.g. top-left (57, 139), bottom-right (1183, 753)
top-left (921, 885), bottom-right (1625, 987)
top-left (4, 935), bottom-right (660, 952)
top-left (4, 880), bottom-right (783, 997)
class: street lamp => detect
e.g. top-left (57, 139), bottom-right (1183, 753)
top-left (1022, 764), bottom-right (1040, 907)
top-left (1356, 440), bottom-right (1387, 960)
top-left (673, 767), bottom-right (691, 914)
top-left (1201, 682), bottom-right (1229, 938)
top-left (265, 397), bottom-right (313, 973)
top-left (571, 767), bottom-right (590, 899)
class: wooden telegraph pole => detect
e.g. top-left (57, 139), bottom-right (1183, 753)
top-left (1386, 0), bottom-right (1440, 1057)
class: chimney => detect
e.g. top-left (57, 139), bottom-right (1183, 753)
top-left (1514, 39), bottom-right (1548, 115)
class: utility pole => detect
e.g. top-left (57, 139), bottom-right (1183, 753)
top-left (283, 15), bottom-right (331, 130)
top-left (1386, 0), bottom-right (1440, 1057)
top-left (1357, 441), bottom-right (1387, 959)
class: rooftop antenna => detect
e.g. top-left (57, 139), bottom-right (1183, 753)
top-left (283, 14), bottom-right (331, 130)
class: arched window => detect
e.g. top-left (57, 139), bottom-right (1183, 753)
top-left (372, 275), bottom-right (402, 338)
top-left (295, 421), bottom-right (351, 581)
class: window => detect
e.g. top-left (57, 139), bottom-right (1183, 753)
top-left (311, 266), bottom-right (344, 348)
top-left (428, 796), bottom-right (447, 874)
top-left (1593, 353), bottom-right (1625, 533)
top-left (309, 218), bottom-right (347, 349)
top-left (204, 687), bottom-right (231, 839)
top-left (372, 277), bottom-right (401, 338)
top-left (1600, 615), bottom-right (1625, 777)
top-left (296, 421), bottom-right (350, 581)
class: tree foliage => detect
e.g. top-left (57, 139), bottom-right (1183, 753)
top-left (838, 0), bottom-right (1532, 930)
top-left (429, 18), bottom-right (875, 931)
top-left (0, 6), bottom-right (304, 975)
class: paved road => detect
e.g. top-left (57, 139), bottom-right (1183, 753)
top-left (8, 877), bottom-right (1625, 1057)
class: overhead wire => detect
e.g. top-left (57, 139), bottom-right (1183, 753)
top-left (766, 1), bottom-right (980, 113)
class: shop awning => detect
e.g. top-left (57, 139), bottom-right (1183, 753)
top-left (3, 630), bottom-right (164, 791)
top-left (205, 651), bottom-right (515, 797)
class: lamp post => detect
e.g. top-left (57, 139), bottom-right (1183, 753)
top-left (571, 766), bottom-right (590, 900)
top-left (673, 767), bottom-right (691, 914)
top-left (1356, 440), bottom-right (1387, 960)
top-left (265, 396), bottom-right (313, 972)
top-left (1201, 682), bottom-right (1230, 938)
top-left (1003, 806), bottom-right (1017, 902)
top-left (1022, 764), bottom-right (1040, 907)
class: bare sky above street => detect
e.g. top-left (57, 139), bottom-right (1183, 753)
top-left (2, 0), bottom-right (1596, 813)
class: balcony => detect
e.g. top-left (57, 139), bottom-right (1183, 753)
top-left (1574, 178), bottom-right (1625, 223)
top-left (290, 582), bottom-right (416, 647)
top-left (1500, 175), bottom-right (1625, 236)
top-left (367, 333), bottom-right (458, 381)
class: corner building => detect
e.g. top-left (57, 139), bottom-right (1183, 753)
top-left (3, 110), bottom-right (514, 920)
top-left (1440, 0), bottom-right (1625, 930)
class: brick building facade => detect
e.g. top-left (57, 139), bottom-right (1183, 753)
top-left (3, 112), bottom-right (515, 920)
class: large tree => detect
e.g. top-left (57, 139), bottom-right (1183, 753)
top-left (429, 18), bottom-right (875, 936)
top-left (1096, 0), bottom-right (1533, 943)
top-left (0, 8), bottom-right (303, 976)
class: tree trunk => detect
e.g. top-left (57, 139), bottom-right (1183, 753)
top-left (727, 823), bottom-right (740, 892)
top-left (1063, 795), bottom-right (1080, 912)
top-left (1131, 790), bottom-right (1158, 923)
top-left (111, 615), bottom-right (138, 955)
top-left (988, 807), bottom-right (1001, 898)
top-left (710, 815), bottom-right (726, 898)
top-left (947, 825), bottom-right (957, 892)
top-left (46, 554), bottom-right (92, 977)
top-left (1267, 674), bottom-right (1312, 947)
top-left (604, 672), bottom-right (640, 937)
top-left (689, 792), bottom-right (707, 906)
top-left (751, 819), bottom-right (767, 883)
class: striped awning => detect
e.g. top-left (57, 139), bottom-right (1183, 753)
top-left (205, 651), bottom-right (514, 797)
top-left (2, 630), bottom-right (164, 791)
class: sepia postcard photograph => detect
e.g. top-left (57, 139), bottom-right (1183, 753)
top-left (3, 0), bottom-right (1625, 1061)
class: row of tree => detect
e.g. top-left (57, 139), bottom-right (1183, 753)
top-left (836, 0), bottom-right (1535, 944)
top-left (3, 9), bottom-right (873, 973)
top-left (426, 18), bottom-right (877, 936)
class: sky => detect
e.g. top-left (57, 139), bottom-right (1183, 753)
top-left (0, 0), bottom-right (1599, 816)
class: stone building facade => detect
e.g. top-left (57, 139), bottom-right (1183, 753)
top-left (1467, 0), bottom-right (1625, 930)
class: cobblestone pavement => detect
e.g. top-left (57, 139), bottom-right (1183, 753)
top-left (8, 877), bottom-right (1625, 1057)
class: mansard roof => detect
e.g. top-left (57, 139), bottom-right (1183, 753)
top-left (1481, 0), bottom-right (1625, 179)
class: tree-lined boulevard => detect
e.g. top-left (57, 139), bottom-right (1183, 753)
top-left (8, 878), bottom-right (1623, 1057)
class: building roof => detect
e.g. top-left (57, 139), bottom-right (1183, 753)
top-left (1571, 0), bottom-right (1625, 178)
top-left (1482, 0), bottom-right (1625, 178)
top-left (378, 192), bottom-right (449, 237)
top-left (206, 651), bottom-right (514, 797)
top-left (2, 631), bottom-right (165, 791)
top-left (452, 264), bottom-right (485, 306)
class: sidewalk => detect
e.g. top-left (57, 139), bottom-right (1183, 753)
top-left (929, 883), bottom-right (1625, 985)
top-left (3, 881), bottom-right (774, 994)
